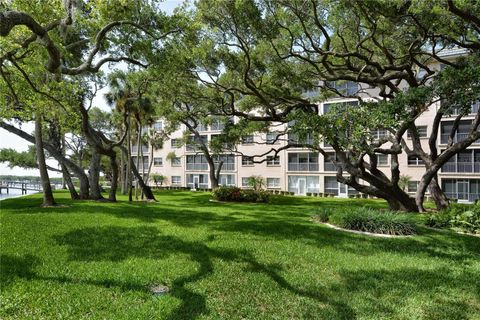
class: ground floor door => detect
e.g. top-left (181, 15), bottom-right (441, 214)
top-left (457, 180), bottom-right (469, 200)
top-left (338, 182), bottom-right (348, 198)
top-left (193, 175), bottom-right (200, 189)
top-left (298, 178), bottom-right (306, 196)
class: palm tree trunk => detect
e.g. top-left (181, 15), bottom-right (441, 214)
top-left (120, 150), bottom-right (125, 194)
top-left (35, 113), bottom-right (56, 207)
top-left (61, 163), bottom-right (79, 199)
top-left (127, 115), bottom-right (133, 202)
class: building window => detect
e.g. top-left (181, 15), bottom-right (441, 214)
top-left (171, 176), bottom-right (181, 185)
top-left (171, 139), bottom-right (181, 148)
top-left (153, 157), bottom-right (163, 166)
top-left (213, 154), bottom-right (235, 171)
top-left (242, 135), bottom-right (254, 144)
top-left (266, 132), bottom-right (280, 144)
top-left (153, 121), bottom-right (163, 131)
top-left (407, 181), bottom-right (419, 193)
top-left (171, 157), bottom-right (181, 167)
top-left (219, 174), bottom-right (236, 186)
top-left (407, 155), bottom-right (425, 166)
top-left (186, 155), bottom-right (208, 170)
top-left (242, 156), bottom-right (254, 166)
top-left (407, 126), bottom-right (428, 138)
top-left (241, 177), bottom-right (250, 187)
top-left (288, 152), bottom-right (319, 171)
top-left (266, 178), bottom-right (280, 189)
top-left (186, 135), bottom-right (208, 151)
top-left (376, 154), bottom-right (389, 166)
top-left (187, 174), bottom-right (208, 189)
top-left (325, 81), bottom-right (359, 96)
top-left (266, 156), bottom-right (280, 166)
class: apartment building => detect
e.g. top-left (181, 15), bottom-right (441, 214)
top-left (134, 51), bottom-right (480, 203)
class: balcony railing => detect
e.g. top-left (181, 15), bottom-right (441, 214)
top-left (324, 163), bottom-right (336, 171)
top-left (131, 146), bottom-right (149, 153)
top-left (186, 163), bottom-right (208, 171)
top-left (441, 162), bottom-right (480, 173)
top-left (214, 163), bottom-right (235, 171)
top-left (445, 192), bottom-right (480, 202)
top-left (288, 162), bottom-right (319, 171)
top-left (450, 103), bottom-right (480, 116)
top-left (440, 133), bottom-right (472, 144)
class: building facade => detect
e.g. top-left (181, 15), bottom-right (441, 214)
top-left (135, 54), bottom-right (480, 203)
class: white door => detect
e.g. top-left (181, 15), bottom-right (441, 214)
top-left (298, 178), bottom-right (306, 196)
top-left (193, 175), bottom-right (200, 189)
top-left (338, 182), bottom-right (348, 198)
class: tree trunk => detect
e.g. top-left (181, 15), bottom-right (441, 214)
top-left (108, 154), bottom-right (119, 202)
top-left (61, 163), bottom-right (79, 200)
top-left (428, 175), bottom-right (449, 211)
top-left (35, 114), bottom-right (56, 207)
top-left (120, 150), bottom-right (126, 195)
top-left (89, 149), bottom-right (103, 200)
top-left (127, 116), bottom-right (133, 202)
top-left (209, 159), bottom-right (223, 189)
top-left (135, 122), bottom-right (141, 200)
top-left (120, 146), bottom-right (156, 201)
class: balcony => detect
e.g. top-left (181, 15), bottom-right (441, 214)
top-left (131, 145), bottom-right (149, 153)
top-left (445, 192), bottom-right (480, 202)
top-left (186, 163), bottom-right (208, 171)
top-left (288, 162), bottom-right (319, 172)
top-left (214, 163), bottom-right (235, 171)
top-left (324, 162), bottom-right (336, 172)
top-left (440, 132), bottom-right (474, 144)
top-left (441, 162), bottom-right (480, 173)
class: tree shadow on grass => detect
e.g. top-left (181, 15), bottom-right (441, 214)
top-left (336, 267), bottom-right (480, 319)
top-left (49, 225), bottom-right (355, 319)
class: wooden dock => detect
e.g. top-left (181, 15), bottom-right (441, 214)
top-left (0, 181), bottom-right (43, 195)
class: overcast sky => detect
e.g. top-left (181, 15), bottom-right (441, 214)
top-left (0, 0), bottom-right (183, 177)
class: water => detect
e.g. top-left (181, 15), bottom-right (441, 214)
top-left (0, 188), bottom-right (37, 201)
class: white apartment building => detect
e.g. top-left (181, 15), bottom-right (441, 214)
top-left (134, 52), bottom-right (480, 202)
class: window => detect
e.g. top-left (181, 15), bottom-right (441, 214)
top-left (153, 121), bottom-right (163, 131)
top-left (266, 132), bottom-right (280, 144)
top-left (288, 153), bottom-right (319, 171)
top-left (376, 154), bottom-right (389, 166)
top-left (242, 135), bottom-right (254, 144)
top-left (408, 155), bottom-right (425, 166)
top-left (324, 152), bottom-right (336, 171)
top-left (407, 181), bottom-right (419, 193)
top-left (325, 81), bottom-right (359, 96)
top-left (219, 174), bottom-right (236, 186)
top-left (323, 101), bottom-right (359, 114)
top-left (186, 174), bottom-right (208, 189)
top-left (407, 126), bottom-right (428, 138)
top-left (213, 154), bottom-right (235, 171)
top-left (153, 157), bottom-right (163, 166)
top-left (241, 177), bottom-right (250, 187)
top-left (171, 157), bottom-right (181, 167)
top-left (372, 129), bottom-right (388, 140)
top-left (266, 156), bottom-right (280, 166)
top-left (186, 155), bottom-right (208, 170)
top-left (186, 135), bottom-right (208, 151)
top-left (266, 178), bottom-right (280, 189)
top-left (324, 176), bottom-right (339, 195)
top-left (171, 139), bottom-right (181, 148)
top-left (242, 156), bottom-right (254, 166)
top-left (171, 176), bottom-right (181, 185)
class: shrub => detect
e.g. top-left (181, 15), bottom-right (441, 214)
top-left (428, 204), bottom-right (480, 234)
top-left (312, 208), bottom-right (330, 223)
top-left (213, 186), bottom-right (242, 202)
top-left (328, 207), bottom-right (417, 235)
top-left (212, 186), bottom-right (269, 203)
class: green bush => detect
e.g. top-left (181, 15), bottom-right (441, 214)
top-left (328, 207), bottom-right (417, 235)
top-left (428, 204), bottom-right (480, 234)
top-left (212, 186), bottom-right (269, 203)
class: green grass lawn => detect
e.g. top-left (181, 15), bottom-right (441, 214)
top-left (1, 191), bottom-right (479, 319)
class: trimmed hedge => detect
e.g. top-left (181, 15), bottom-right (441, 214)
top-left (314, 207), bottom-right (417, 235)
top-left (212, 186), bottom-right (269, 203)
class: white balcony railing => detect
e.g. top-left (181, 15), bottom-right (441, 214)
top-left (445, 192), bottom-right (480, 202)
top-left (288, 162), bottom-right (319, 171)
top-left (186, 163), bottom-right (208, 171)
top-left (441, 162), bottom-right (480, 173)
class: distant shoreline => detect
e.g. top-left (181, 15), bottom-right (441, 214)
top-left (0, 192), bottom-right (38, 202)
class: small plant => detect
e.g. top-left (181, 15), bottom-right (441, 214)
top-left (152, 174), bottom-right (167, 187)
top-left (312, 208), bottom-right (330, 223)
top-left (212, 186), bottom-right (269, 203)
top-left (398, 175), bottom-right (412, 192)
top-left (428, 204), bottom-right (480, 234)
top-left (247, 175), bottom-right (265, 191)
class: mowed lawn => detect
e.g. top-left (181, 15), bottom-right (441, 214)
top-left (1, 191), bottom-right (479, 320)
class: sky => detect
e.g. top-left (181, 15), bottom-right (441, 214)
top-left (0, 0), bottom-right (184, 177)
